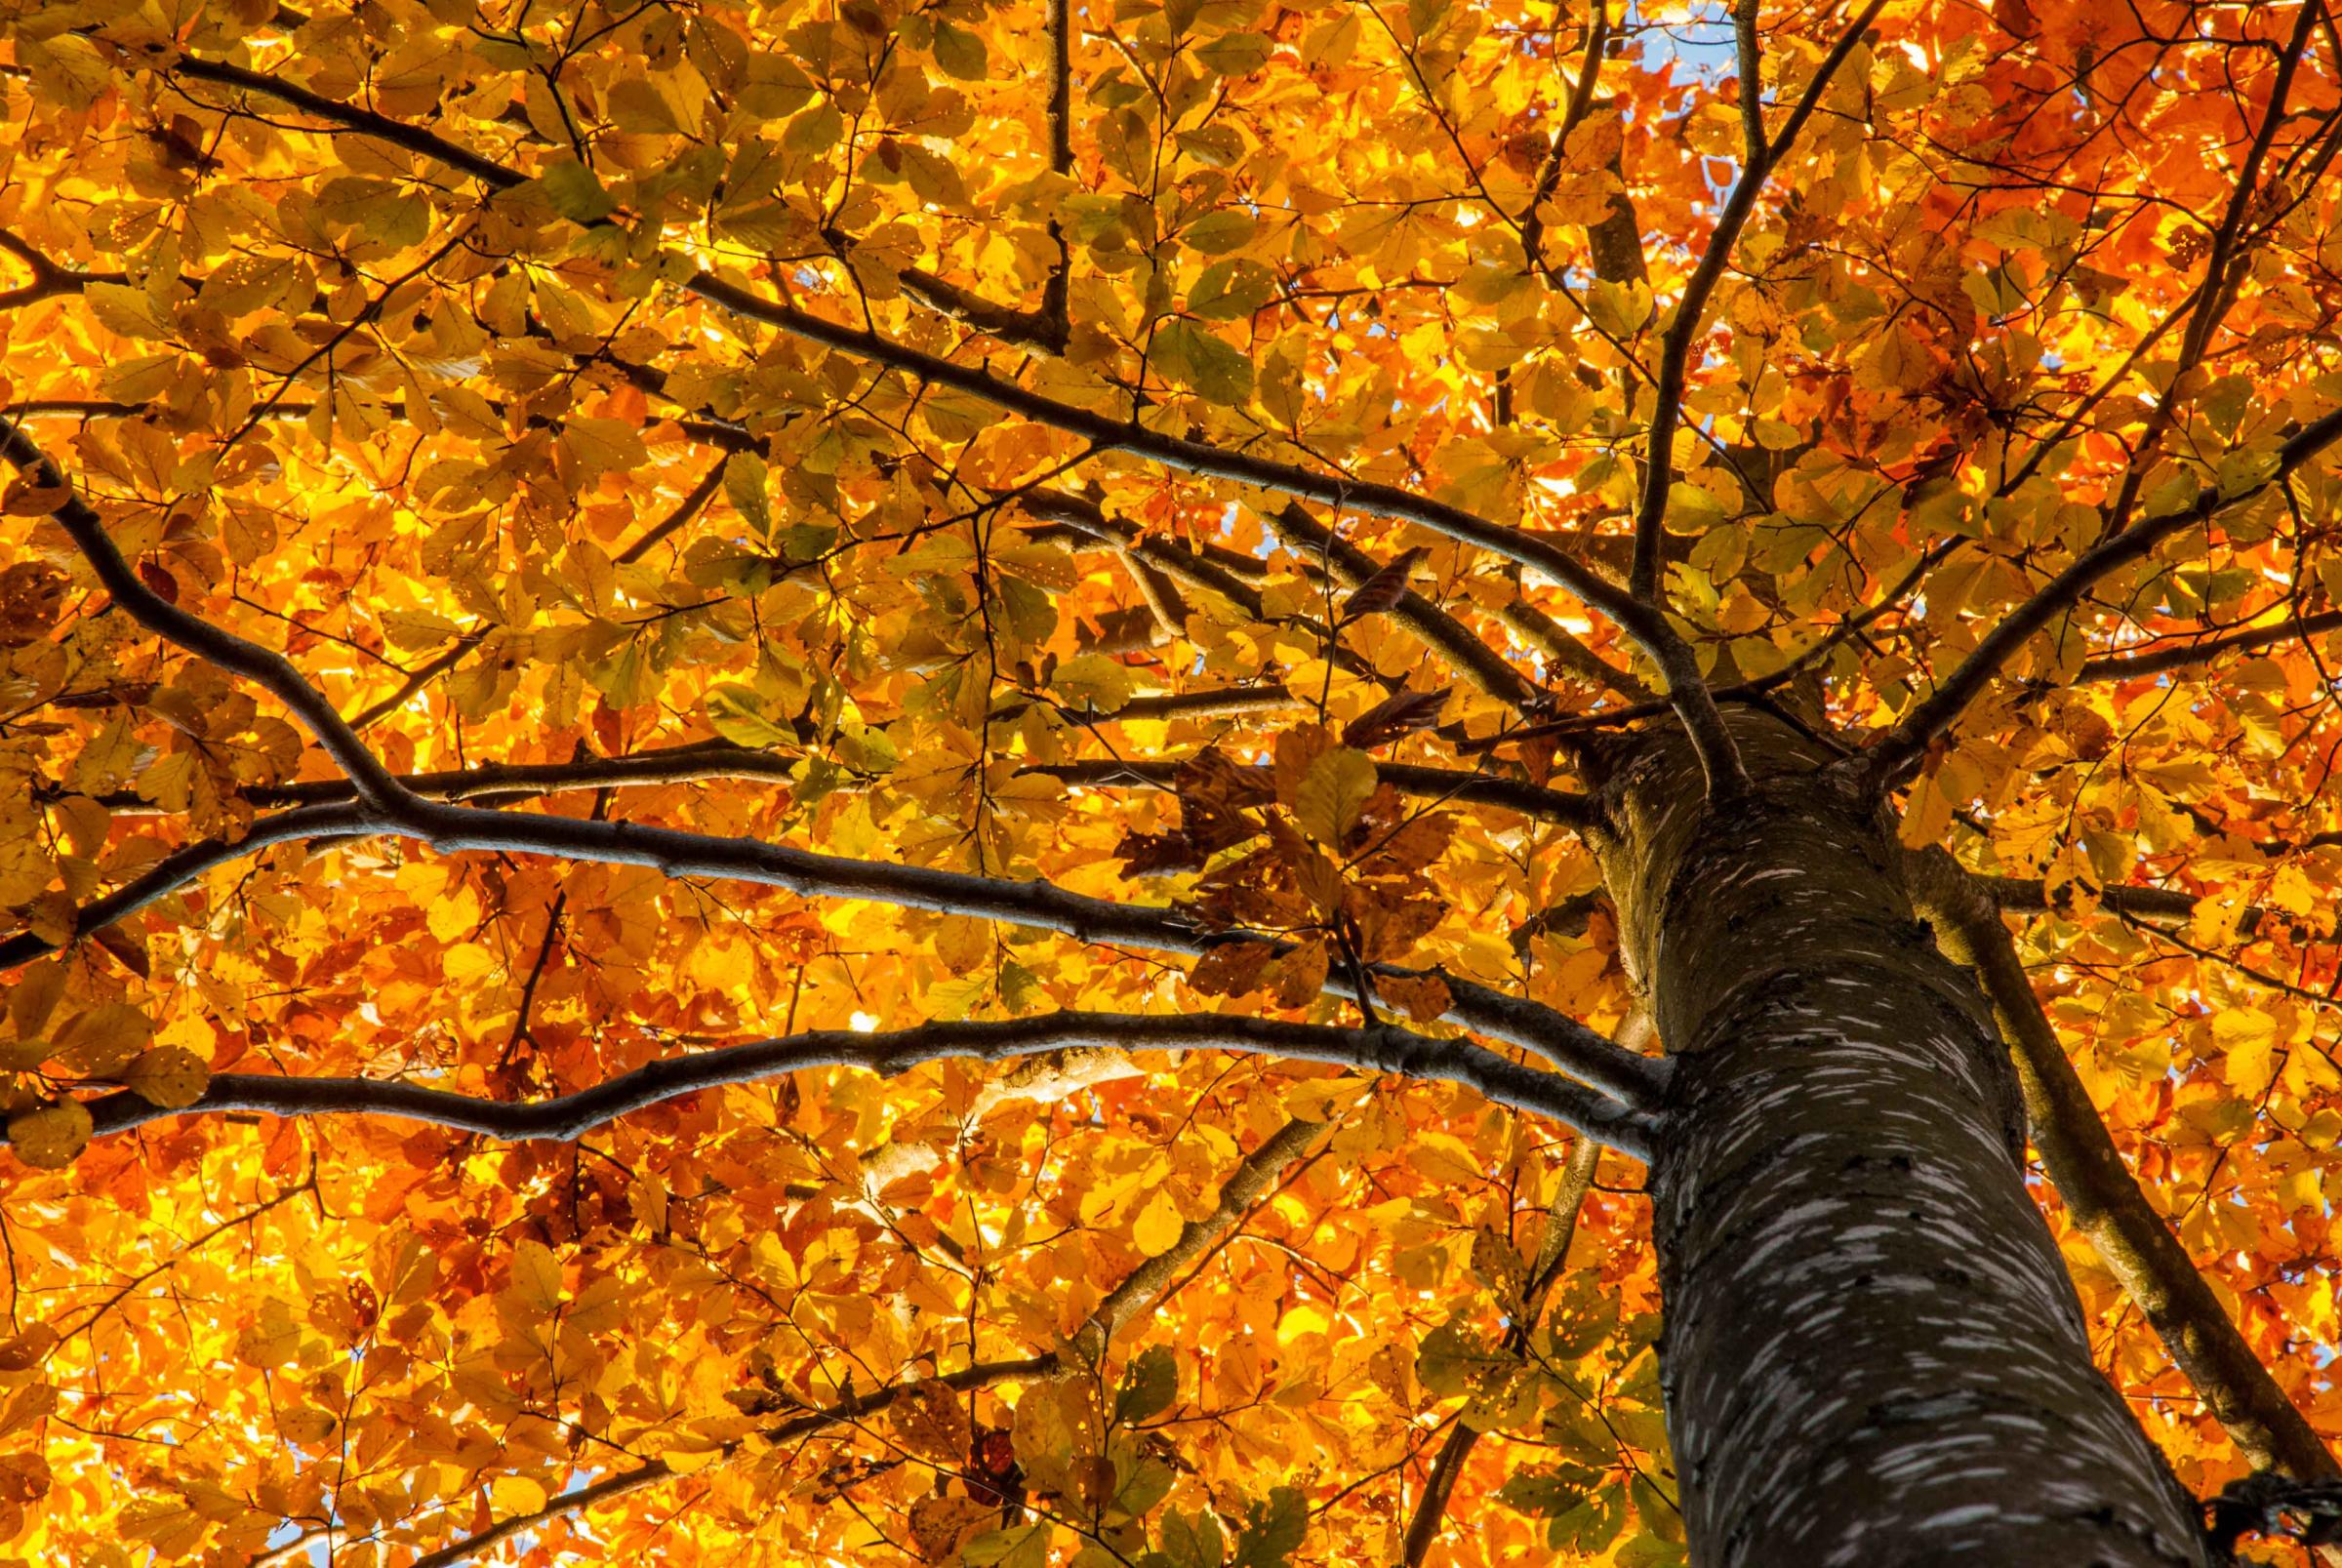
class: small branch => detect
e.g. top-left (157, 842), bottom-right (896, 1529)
top-left (0, 416), bottom-right (413, 812)
top-left (1627, 0), bottom-right (1886, 605)
top-left (1911, 852), bottom-right (2337, 1482)
top-left (343, 626), bottom-right (489, 731)
top-left (1861, 402), bottom-right (2342, 790)
top-left (50, 1011), bottom-right (1658, 1157)
top-left (1267, 503), bottom-right (1549, 713)
top-left (0, 228), bottom-right (129, 308)
top-left (2078, 609), bottom-right (2342, 682)
top-left (1028, 755), bottom-right (1597, 827)
top-left (614, 459), bottom-right (730, 564)
top-left (1731, 0), bottom-right (1766, 163)
top-left (1493, 595), bottom-right (1657, 703)
top-left (2096, 0), bottom-right (2321, 543)
top-left (1075, 1112), bottom-right (1331, 1355)
top-left (47, 741), bottom-right (803, 817)
top-left (1013, 685), bottom-right (1305, 724)
top-left (1515, 0), bottom-right (1610, 283)
top-left (1399, 1131), bottom-right (1602, 1565)
top-left (910, 0), bottom-right (1076, 352)
top-left (1977, 873), bottom-right (2209, 929)
top-left (897, 267), bottom-right (1069, 355)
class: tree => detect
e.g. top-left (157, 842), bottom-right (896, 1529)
top-left (0, 0), bottom-right (2338, 1561)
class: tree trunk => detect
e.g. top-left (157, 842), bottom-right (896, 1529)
top-left (1589, 710), bottom-right (2208, 1567)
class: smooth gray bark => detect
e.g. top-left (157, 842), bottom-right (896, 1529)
top-left (1591, 710), bottom-right (2207, 1567)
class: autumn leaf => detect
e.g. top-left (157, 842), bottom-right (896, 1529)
top-left (122, 1046), bottom-right (210, 1108)
top-left (1377, 973), bottom-right (1451, 1023)
top-left (1114, 1346), bottom-right (1178, 1424)
top-left (1340, 547), bottom-right (1426, 621)
top-left (1292, 748), bottom-right (1378, 848)
top-left (1131, 1189), bottom-right (1186, 1257)
top-left (0, 3), bottom-right (2334, 1564)
top-left (6, 1101), bottom-right (92, 1169)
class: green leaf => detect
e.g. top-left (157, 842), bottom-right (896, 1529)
top-left (1053, 652), bottom-right (1138, 713)
top-left (1630, 1473), bottom-right (1686, 1545)
top-left (1179, 209), bottom-right (1257, 255)
top-left (1114, 1346), bottom-right (1177, 1425)
top-left (1546, 1482), bottom-right (1628, 1554)
top-left (963, 1524), bottom-right (1050, 1568)
top-left (784, 100), bottom-right (845, 157)
top-left (1618, 1531), bottom-right (1690, 1567)
top-left (1496, 1465), bottom-right (1597, 1518)
top-left (724, 451), bottom-right (773, 536)
top-left (1231, 1488), bottom-right (1306, 1568)
top-left (541, 160), bottom-right (617, 223)
top-left (6, 1099), bottom-right (92, 1168)
top-left (932, 20), bottom-right (989, 79)
top-left (705, 684), bottom-right (795, 748)
top-left (1186, 259), bottom-right (1275, 320)
top-left (1155, 321), bottom-right (1253, 407)
top-left (1111, 1455), bottom-right (1177, 1519)
top-left (1158, 1508), bottom-right (1224, 1568)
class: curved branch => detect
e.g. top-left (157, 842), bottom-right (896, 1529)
top-left (162, 53), bottom-right (1750, 802)
top-left (386, 1098), bottom-right (1319, 1568)
top-left (1400, 1130), bottom-right (1603, 1565)
top-left (1912, 853), bottom-right (2336, 1481)
top-left (1862, 402), bottom-right (2342, 789)
top-left (1028, 755), bottom-right (1596, 827)
top-left (53, 1011), bottom-right (1657, 1156)
top-left (0, 417), bottom-right (411, 811)
top-left (2079, 609), bottom-right (2342, 682)
top-left (1627, 0), bottom-right (1888, 605)
top-left (0, 802), bottom-right (372, 972)
top-left (4, 789), bottom-right (1659, 1103)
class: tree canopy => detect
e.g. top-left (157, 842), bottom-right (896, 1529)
top-left (0, 0), bottom-right (2338, 1562)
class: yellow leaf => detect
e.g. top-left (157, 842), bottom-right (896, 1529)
top-left (84, 282), bottom-right (174, 341)
top-left (1053, 653), bottom-right (1137, 713)
top-left (1293, 748), bottom-right (1378, 848)
top-left (2215, 1009), bottom-right (2280, 1095)
top-left (1132, 1189), bottom-right (1186, 1256)
top-left (508, 1240), bottom-right (564, 1314)
top-left (490, 1474), bottom-right (548, 1515)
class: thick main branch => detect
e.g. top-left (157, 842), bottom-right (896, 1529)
top-left (1912, 853), bottom-right (2336, 1481)
top-left (47, 1011), bottom-right (1656, 1155)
